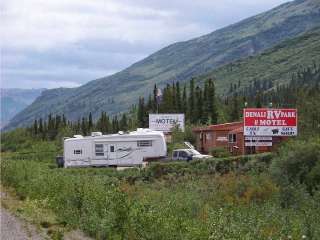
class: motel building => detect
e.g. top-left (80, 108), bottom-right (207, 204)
top-left (193, 122), bottom-right (287, 155)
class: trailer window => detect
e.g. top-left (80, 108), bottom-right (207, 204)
top-left (110, 146), bottom-right (115, 152)
top-left (74, 149), bottom-right (82, 154)
top-left (137, 140), bottom-right (152, 147)
top-left (95, 144), bottom-right (104, 156)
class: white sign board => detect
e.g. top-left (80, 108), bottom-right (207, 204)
top-left (245, 137), bottom-right (272, 141)
top-left (245, 142), bottom-right (273, 147)
top-left (149, 114), bottom-right (185, 132)
top-left (245, 136), bottom-right (272, 147)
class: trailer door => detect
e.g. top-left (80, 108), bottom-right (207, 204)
top-left (105, 144), bottom-right (117, 160)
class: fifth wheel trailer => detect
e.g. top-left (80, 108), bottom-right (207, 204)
top-left (58, 128), bottom-right (167, 168)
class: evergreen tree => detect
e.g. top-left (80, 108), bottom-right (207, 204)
top-left (137, 97), bottom-right (146, 127)
top-left (172, 82), bottom-right (176, 112)
top-left (33, 119), bottom-right (38, 135)
top-left (189, 78), bottom-right (196, 123)
top-left (161, 84), bottom-right (174, 113)
top-left (255, 92), bottom-right (262, 108)
top-left (88, 112), bottom-right (93, 131)
top-left (81, 117), bottom-right (87, 136)
top-left (62, 114), bottom-right (67, 127)
top-left (47, 114), bottom-right (56, 140)
top-left (153, 84), bottom-right (158, 112)
top-left (195, 86), bottom-right (204, 123)
top-left (39, 118), bottom-right (43, 135)
top-left (147, 94), bottom-right (153, 112)
top-left (176, 82), bottom-right (182, 112)
top-left (230, 94), bottom-right (240, 121)
top-left (120, 113), bottom-right (128, 131)
top-left (208, 79), bottom-right (218, 124)
top-left (182, 84), bottom-right (187, 115)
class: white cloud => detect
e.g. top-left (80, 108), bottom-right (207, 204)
top-left (0, 0), bottom-right (290, 88)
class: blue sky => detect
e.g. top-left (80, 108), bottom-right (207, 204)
top-left (1, 0), bottom-right (290, 89)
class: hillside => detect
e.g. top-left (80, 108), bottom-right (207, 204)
top-left (0, 88), bottom-right (44, 129)
top-left (200, 27), bottom-right (320, 95)
top-left (7, 0), bottom-right (320, 129)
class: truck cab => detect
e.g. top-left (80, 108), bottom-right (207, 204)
top-left (172, 149), bottom-right (212, 161)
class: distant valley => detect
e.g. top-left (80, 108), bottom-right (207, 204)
top-left (1, 88), bottom-right (44, 128)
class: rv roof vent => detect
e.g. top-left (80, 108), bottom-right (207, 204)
top-left (91, 132), bottom-right (102, 137)
top-left (73, 135), bottom-right (83, 138)
top-left (118, 131), bottom-right (124, 135)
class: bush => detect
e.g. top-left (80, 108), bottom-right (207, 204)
top-left (271, 137), bottom-right (320, 193)
top-left (210, 147), bottom-right (231, 158)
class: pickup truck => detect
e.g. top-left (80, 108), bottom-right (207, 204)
top-left (172, 149), bottom-right (212, 161)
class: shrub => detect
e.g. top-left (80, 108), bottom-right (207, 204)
top-left (270, 137), bottom-right (320, 193)
top-left (210, 147), bottom-right (231, 158)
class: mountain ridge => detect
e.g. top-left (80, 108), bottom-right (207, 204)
top-left (6, 0), bottom-right (320, 129)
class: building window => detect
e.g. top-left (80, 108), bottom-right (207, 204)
top-left (228, 134), bottom-right (237, 143)
top-left (74, 149), bottom-right (82, 155)
top-left (95, 144), bottom-right (104, 156)
top-left (110, 146), bottom-right (115, 152)
top-left (137, 140), bottom-right (152, 147)
top-left (206, 133), bottom-right (212, 141)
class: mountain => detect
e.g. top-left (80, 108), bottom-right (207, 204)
top-left (199, 27), bottom-right (320, 95)
top-left (6, 0), bottom-right (320, 130)
top-left (1, 88), bottom-right (44, 128)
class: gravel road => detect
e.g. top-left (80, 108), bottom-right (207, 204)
top-left (0, 207), bottom-right (44, 240)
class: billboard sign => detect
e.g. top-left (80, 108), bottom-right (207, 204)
top-left (245, 136), bottom-right (272, 146)
top-left (149, 114), bottom-right (185, 132)
top-left (244, 108), bottom-right (297, 136)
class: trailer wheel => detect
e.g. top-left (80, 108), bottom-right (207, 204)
top-left (56, 156), bottom-right (64, 168)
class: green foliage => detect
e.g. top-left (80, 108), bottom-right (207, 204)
top-left (2, 154), bottom-right (320, 239)
top-left (271, 137), bottom-right (320, 193)
top-left (210, 147), bottom-right (231, 158)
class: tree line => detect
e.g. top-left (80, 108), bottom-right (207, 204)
top-left (30, 62), bottom-right (320, 139)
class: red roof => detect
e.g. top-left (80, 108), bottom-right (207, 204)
top-left (193, 122), bottom-right (243, 132)
top-left (229, 126), bottom-right (243, 134)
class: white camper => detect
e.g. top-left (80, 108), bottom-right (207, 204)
top-left (60, 128), bottom-right (167, 168)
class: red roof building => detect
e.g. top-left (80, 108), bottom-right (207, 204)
top-left (193, 122), bottom-right (287, 155)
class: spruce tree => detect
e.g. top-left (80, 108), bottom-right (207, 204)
top-left (153, 84), bottom-right (158, 112)
top-left (88, 112), bottom-right (93, 131)
top-left (209, 79), bottom-right (218, 124)
top-left (230, 94), bottom-right (240, 121)
top-left (33, 119), bottom-right (38, 135)
top-left (137, 97), bottom-right (146, 127)
top-left (195, 86), bottom-right (204, 124)
top-left (172, 82), bottom-right (176, 112)
top-left (176, 82), bottom-right (182, 112)
top-left (189, 78), bottom-right (196, 123)
top-left (120, 113), bottom-right (128, 131)
top-left (39, 118), bottom-right (43, 135)
top-left (81, 117), bottom-right (87, 136)
top-left (182, 84), bottom-right (187, 115)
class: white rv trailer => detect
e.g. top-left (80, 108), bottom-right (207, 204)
top-left (61, 128), bottom-right (167, 168)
